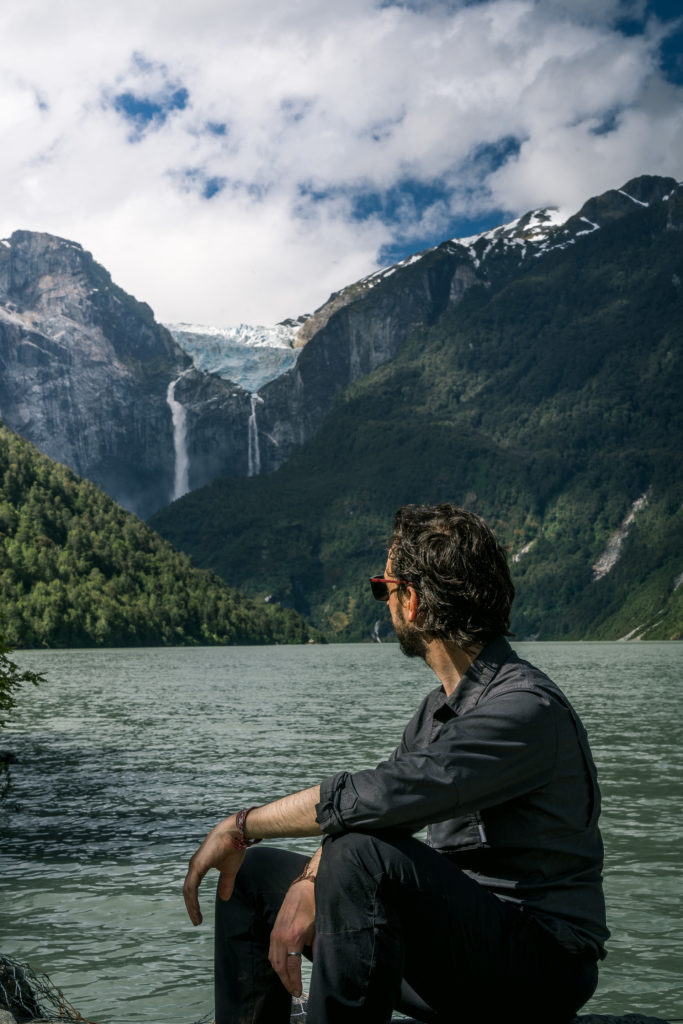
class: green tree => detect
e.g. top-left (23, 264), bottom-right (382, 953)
top-left (0, 628), bottom-right (44, 728)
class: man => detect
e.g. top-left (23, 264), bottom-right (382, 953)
top-left (183, 504), bottom-right (608, 1024)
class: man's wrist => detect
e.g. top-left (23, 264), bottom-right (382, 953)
top-left (290, 859), bottom-right (317, 886)
top-left (231, 806), bottom-right (263, 851)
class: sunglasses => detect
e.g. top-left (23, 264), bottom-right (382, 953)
top-left (370, 576), bottom-right (411, 602)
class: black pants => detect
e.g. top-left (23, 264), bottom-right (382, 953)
top-left (214, 834), bottom-right (598, 1024)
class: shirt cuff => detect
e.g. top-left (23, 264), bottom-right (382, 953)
top-left (315, 770), bottom-right (352, 835)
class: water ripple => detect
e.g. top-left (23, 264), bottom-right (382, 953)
top-left (1, 642), bottom-right (681, 1022)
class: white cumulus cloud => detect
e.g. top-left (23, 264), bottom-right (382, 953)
top-left (0, 0), bottom-right (681, 325)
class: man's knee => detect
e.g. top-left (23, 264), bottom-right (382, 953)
top-left (319, 831), bottom-right (382, 873)
top-left (319, 831), bottom-right (431, 879)
top-left (317, 831), bottom-right (413, 900)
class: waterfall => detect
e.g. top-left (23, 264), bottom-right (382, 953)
top-left (247, 393), bottom-right (263, 476)
top-left (167, 376), bottom-right (190, 500)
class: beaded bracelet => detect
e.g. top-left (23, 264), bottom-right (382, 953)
top-left (231, 806), bottom-right (263, 851)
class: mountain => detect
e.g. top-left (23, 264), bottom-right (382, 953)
top-left (4, 223), bottom-right (469, 515)
top-left (0, 422), bottom-right (317, 647)
top-left (2, 174), bottom-right (681, 643)
top-left (0, 233), bottom-right (305, 517)
top-left (149, 175), bottom-right (683, 643)
top-left (203, 176), bottom-right (683, 479)
top-left (0, 231), bottom-right (189, 518)
top-left (6, 179), bottom-right (676, 523)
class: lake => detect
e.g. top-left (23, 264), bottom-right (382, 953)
top-left (1, 642), bottom-right (681, 1022)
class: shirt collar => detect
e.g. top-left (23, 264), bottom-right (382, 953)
top-left (446, 636), bottom-right (513, 715)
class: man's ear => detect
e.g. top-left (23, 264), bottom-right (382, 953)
top-left (406, 586), bottom-right (420, 622)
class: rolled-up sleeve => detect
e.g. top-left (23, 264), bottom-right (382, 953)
top-left (315, 689), bottom-right (557, 836)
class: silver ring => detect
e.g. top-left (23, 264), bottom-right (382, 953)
top-left (287, 951), bottom-right (302, 957)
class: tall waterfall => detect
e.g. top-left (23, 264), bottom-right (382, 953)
top-left (167, 376), bottom-right (190, 500)
top-left (247, 393), bottom-right (263, 476)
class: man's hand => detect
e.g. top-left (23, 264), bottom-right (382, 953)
top-left (183, 790), bottom-right (321, 929)
top-left (183, 816), bottom-right (244, 926)
top-left (268, 877), bottom-right (317, 998)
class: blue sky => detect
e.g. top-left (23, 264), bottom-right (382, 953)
top-left (1, 0), bottom-right (682, 325)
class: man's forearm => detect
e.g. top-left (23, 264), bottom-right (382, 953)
top-left (240, 785), bottom-right (322, 840)
top-left (184, 786), bottom-right (323, 926)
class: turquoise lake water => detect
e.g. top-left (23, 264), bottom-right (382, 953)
top-left (1, 642), bottom-right (681, 1022)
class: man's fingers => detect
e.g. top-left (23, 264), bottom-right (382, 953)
top-left (184, 844), bottom-right (245, 924)
top-left (217, 871), bottom-right (235, 902)
top-left (183, 819), bottom-right (246, 926)
top-left (268, 876), bottom-right (316, 995)
top-left (270, 944), bottom-right (303, 997)
top-left (183, 884), bottom-right (203, 926)
top-left (183, 862), bottom-right (205, 926)
top-left (285, 951), bottom-right (303, 998)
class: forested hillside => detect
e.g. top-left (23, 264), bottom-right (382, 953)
top-left (0, 423), bottom-right (316, 647)
top-left (151, 183), bottom-right (683, 642)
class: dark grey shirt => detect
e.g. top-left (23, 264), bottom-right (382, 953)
top-left (316, 637), bottom-right (609, 959)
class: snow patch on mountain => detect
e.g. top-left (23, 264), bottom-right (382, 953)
top-left (592, 491), bottom-right (650, 581)
top-left (166, 321), bottom-right (300, 392)
top-left (362, 206), bottom-right (572, 284)
top-left (618, 188), bottom-right (649, 207)
top-left (457, 207), bottom-right (568, 253)
top-left (575, 217), bottom-right (600, 236)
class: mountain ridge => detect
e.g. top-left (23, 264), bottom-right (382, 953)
top-left (1, 173), bottom-right (681, 644)
top-left (150, 174), bottom-right (683, 642)
top-left (2, 175), bottom-right (679, 517)
top-left (246, 175), bottom-right (681, 478)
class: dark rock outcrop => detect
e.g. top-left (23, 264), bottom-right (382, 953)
top-left (175, 367), bottom-right (253, 488)
top-left (253, 246), bottom-right (481, 475)
top-left (0, 231), bottom-right (190, 518)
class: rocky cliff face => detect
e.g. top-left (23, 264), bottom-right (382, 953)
top-left (174, 368), bottom-right (254, 487)
top-left (239, 246), bottom-right (484, 476)
top-left (1, 176), bottom-right (679, 520)
top-left (249, 174), bottom-right (681, 475)
top-left (0, 227), bottom-right (485, 515)
top-left (0, 231), bottom-right (195, 518)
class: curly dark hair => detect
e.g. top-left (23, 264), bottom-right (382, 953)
top-left (389, 504), bottom-right (514, 651)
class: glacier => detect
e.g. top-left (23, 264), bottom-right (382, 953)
top-left (166, 321), bottom-right (301, 393)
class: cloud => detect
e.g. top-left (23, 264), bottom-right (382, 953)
top-left (0, 0), bottom-right (681, 325)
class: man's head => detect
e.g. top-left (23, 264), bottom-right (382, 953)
top-left (387, 503), bottom-right (514, 653)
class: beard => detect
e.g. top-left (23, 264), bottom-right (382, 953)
top-left (393, 604), bottom-right (427, 660)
